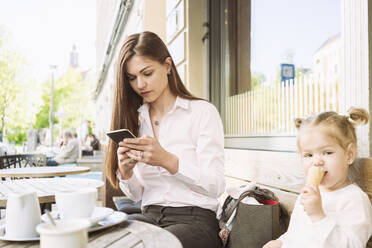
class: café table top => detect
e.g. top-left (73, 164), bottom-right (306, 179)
top-left (0, 178), bottom-right (103, 207)
top-left (0, 166), bottom-right (90, 178)
top-left (0, 220), bottom-right (183, 248)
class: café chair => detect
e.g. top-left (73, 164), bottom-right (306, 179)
top-left (0, 153), bottom-right (46, 170)
top-left (0, 154), bottom-right (47, 217)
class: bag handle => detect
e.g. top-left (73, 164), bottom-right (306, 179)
top-left (223, 190), bottom-right (253, 221)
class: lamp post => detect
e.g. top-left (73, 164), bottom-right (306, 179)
top-left (49, 65), bottom-right (57, 147)
top-left (56, 106), bottom-right (67, 136)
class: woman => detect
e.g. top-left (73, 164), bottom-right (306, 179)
top-left (82, 133), bottom-right (100, 156)
top-left (105, 31), bottom-right (225, 248)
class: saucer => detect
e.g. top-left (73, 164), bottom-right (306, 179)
top-left (0, 234), bottom-right (39, 241)
top-left (41, 207), bottom-right (114, 225)
top-left (41, 210), bottom-right (127, 233)
top-left (89, 211), bottom-right (127, 232)
top-left (0, 221), bottom-right (39, 241)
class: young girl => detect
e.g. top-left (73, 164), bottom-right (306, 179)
top-left (264, 108), bottom-right (372, 248)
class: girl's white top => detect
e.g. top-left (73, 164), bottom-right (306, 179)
top-left (117, 97), bottom-right (225, 213)
top-left (279, 183), bottom-right (372, 247)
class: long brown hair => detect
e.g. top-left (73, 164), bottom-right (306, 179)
top-left (106, 31), bottom-right (200, 188)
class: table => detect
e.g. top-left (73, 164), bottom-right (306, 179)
top-left (0, 166), bottom-right (91, 178)
top-left (0, 178), bottom-right (103, 207)
top-left (0, 220), bottom-right (183, 248)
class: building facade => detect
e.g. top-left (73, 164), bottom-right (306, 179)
top-left (95, 0), bottom-right (372, 194)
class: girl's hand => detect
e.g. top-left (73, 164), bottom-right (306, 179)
top-left (300, 185), bottom-right (326, 222)
top-left (117, 143), bottom-right (137, 180)
top-left (123, 135), bottom-right (179, 174)
top-left (263, 239), bottom-right (282, 248)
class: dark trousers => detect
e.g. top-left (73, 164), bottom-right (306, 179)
top-left (46, 159), bottom-right (59, 166)
top-left (127, 205), bottom-right (222, 248)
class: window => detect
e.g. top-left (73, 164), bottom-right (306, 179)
top-left (209, 0), bottom-right (341, 151)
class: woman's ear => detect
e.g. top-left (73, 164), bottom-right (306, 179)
top-left (346, 143), bottom-right (357, 165)
top-left (164, 57), bottom-right (172, 74)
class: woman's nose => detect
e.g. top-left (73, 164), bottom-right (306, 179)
top-left (137, 77), bottom-right (146, 89)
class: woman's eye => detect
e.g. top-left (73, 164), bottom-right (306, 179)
top-left (127, 76), bottom-right (136, 81)
top-left (143, 71), bottom-right (153, 77)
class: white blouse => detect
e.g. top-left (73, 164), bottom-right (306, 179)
top-left (279, 183), bottom-right (372, 247)
top-left (117, 97), bottom-right (226, 213)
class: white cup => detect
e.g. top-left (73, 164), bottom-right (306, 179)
top-left (37, 219), bottom-right (90, 248)
top-left (5, 191), bottom-right (41, 239)
top-left (55, 187), bottom-right (97, 220)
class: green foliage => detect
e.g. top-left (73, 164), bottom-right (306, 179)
top-left (34, 104), bottom-right (50, 129)
top-left (251, 72), bottom-right (266, 89)
top-left (0, 26), bottom-right (43, 140)
top-left (6, 128), bottom-right (26, 145)
top-left (34, 67), bottom-right (95, 134)
top-left (34, 83), bottom-right (55, 129)
top-left (0, 26), bottom-right (95, 142)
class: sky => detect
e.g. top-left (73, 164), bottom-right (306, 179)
top-left (0, 0), bottom-right (96, 81)
top-left (251, 0), bottom-right (340, 81)
top-left (0, 0), bottom-right (340, 83)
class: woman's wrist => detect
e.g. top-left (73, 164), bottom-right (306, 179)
top-left (119, 167), bottom-right (134, 180)
top-left (162, 152), bottom-right (179, 174)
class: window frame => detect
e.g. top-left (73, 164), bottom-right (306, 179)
top-left (209, 0), bottom-right (297, 152)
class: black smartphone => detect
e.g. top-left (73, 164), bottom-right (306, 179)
top-left (106, 129), bottom-right (136, 144)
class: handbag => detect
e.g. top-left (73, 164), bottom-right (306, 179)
top-left (219, 186), bottom-right (288, 248)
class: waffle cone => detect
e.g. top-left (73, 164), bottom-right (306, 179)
top-left (306, 166), bottom-right (325, 186)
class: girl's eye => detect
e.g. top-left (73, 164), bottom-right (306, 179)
top-left (303, 153), bottom-right (312, 158)
top-left (325, 151), bottom-right (333, 155)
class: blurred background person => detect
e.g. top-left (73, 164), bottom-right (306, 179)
top-left (47, 130), bottom-right (79, 166)
top-left (81, 133), bottom-right (100, 156)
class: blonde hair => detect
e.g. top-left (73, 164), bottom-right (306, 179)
top-left (294, 107), bottom-right (369, 183)
top-left (294, 107), bottom-right (369, 150)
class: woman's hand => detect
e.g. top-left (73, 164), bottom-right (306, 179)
top-left (123, 135), bottom-right (179, 174)
top-left (117, 143), bottom-right (137, 180)
top-left (263, 240), bottom-right (282, 248)
top-left (300, 185), bottom-right (325, 222)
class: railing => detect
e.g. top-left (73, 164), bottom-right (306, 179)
top-left (225, 76), bottom-right (339, 135)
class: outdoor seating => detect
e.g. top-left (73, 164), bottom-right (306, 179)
top-left (224, 152), bottom-right (372, 247)
top-left (113, 196), bottom-right (141, 214)
top-left (0, 154), bottom-right (46, 170)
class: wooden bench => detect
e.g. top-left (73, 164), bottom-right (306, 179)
top-left (224, 149), bottom-right (372, 247)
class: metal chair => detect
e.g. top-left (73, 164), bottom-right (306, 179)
top-left (0, 154), bottom-right (47, 182)
top-left (0, 154), bottom-right (46, 170)
top-left (0, 154), bottom-right (47, 216)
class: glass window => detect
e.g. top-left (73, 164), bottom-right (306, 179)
top-left (218, 0), bottom-right (341, 138)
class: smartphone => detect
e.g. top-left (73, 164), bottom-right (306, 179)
top-left (106, 129), bottom-right (136, 144)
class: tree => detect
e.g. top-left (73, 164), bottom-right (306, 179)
top-left (0, 31), bottom-right (21, 137)
top-left (0, 26), bottom-right (43, 144)
top-left (251, 72), bottom-right (266, 89)
top-left (34, 67), bottom-right (94, 137)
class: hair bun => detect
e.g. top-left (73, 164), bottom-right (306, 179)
top-left (294, 118), bottom-right (303, 129)
top-left (347, 107), bottom-right (369, 126)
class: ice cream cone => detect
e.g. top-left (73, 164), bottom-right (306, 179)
top-left (306, 166), bottom-right (325, 186)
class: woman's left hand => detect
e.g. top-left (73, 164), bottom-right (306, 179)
top-left (123, 135), bottom-right (179, 174)
top-left (300, 185), bottom-right (326, 222)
